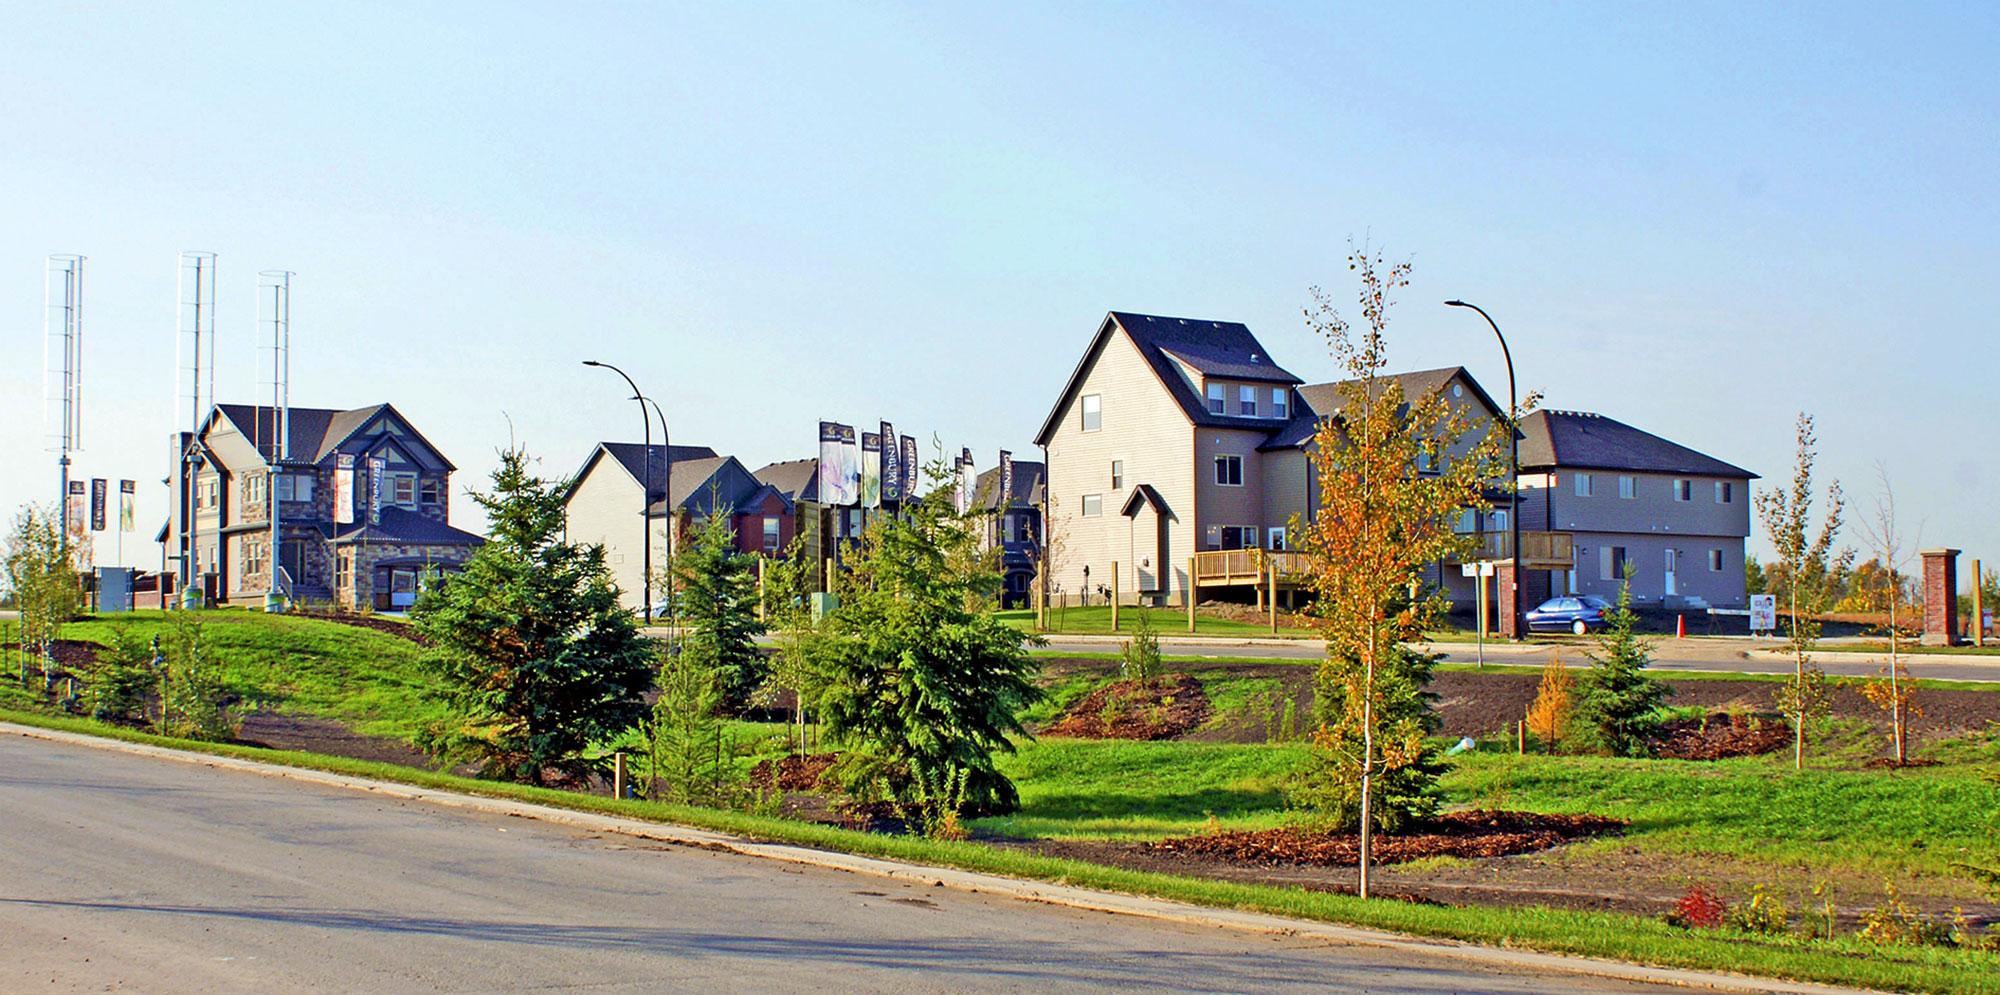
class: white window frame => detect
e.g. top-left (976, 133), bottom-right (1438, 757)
top-left (1618, 475), bottom-right (1635, 499)
top-left (1238, 385), bottom-right (1257, 416)
top-left (390, 473), bottom-right (418, 508)
top-left (1715, 480), bottom-right (1733, 504)
top-left (1271, 388), bottom-right (1288, 421)
top-left (1600, 545), bottom-right (1627, 581)
top-left (1267, 526), bottom-right (1287, 551)
top-left (1673, 478), bottom-right (1692, 502)
top-left (1110, 460), bottom-right (1123, 490)
top-left (762, 515), bottom-right (781, 552)
top-left (1213, 455), bottom-right (1243, 486)
top-left (1080, 494), bottom-right (1103, 518)
top-left (1574, 472), bottom-right (1593, 497)
top-left (1709, 548), bottom-right (1724, 572)
top-left (1080, 394), bottom-right (1101, 432)
top-left (1206, 383), bottom-right (1226, 415)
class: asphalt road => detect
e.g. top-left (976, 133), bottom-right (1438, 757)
top-left (1033, 635), bottom-right (2000, 683)
top-left (0, 734), bottom-right (1695, 994)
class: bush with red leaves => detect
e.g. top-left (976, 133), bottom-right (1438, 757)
top-left (1667, 884), bottom-right (1728, 929)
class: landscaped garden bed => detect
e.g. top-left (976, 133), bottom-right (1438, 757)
top-left (1651, 711), bottom-right (1791, 760)
top-left (1041, 673), bottom-right (1210, 740)
top-left (1148, 809), bottom-right (1624, 867)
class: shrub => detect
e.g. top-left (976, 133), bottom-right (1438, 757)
top-left (1579, 581), bottom-right (1670, 756)
top-left (1667, 884), bottom-right (1727, 929)
top-left (1119, 611), bottom-right (1162, 684)
top-left (85, 627), bottom-right (156, 724)
top-left (640, 645), bottom-right (736, 807)
top-left (1525, 652), bottom-right (1575, 753)
top-left (158, 617), bottom-right (237, 743)
top-left (1725, 885), bottom-right (1791, 935)
top-left (1859, 884), bottom-right (1965, 947)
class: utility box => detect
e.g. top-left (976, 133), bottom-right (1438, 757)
top-left (810, 592), bottom-right (837, 622)
top-left (95, 567), bottom-right (134, 613)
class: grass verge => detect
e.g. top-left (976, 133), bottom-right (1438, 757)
top-left (4, 705), bottom-right (1993, 993)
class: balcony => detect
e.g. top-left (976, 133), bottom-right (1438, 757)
top-left (1456, 530), bottom-right (1573, 569)
top-left (1191, 529), bottom-right (1573, 587)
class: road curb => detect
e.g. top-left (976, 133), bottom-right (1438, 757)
top-left (3, 720), bottom-right (1869, 995)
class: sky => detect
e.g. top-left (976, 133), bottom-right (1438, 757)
top-left (3, 2), bottom-right (1994, 569)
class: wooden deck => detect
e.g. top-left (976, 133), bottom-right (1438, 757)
top-left (1192, 531), bottom-right (1572, 588)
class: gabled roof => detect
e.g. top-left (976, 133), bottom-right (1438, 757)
top-left (971, 460), bottom-right (1044, 511)
top-left (1034, 312), bottom-right (1303, 446)
top-left (753, 458), bottom-right (819, 504)
top-left (1119, 483), bottom-right (1173, 519)
top-left (333, 506), bottom-right (485, 545)
top-left (1518, 410), bottom-right (1758, 479)
top-left (210, 402), bottom-right (456, 469)
top-left (645, 455), bottom-right (774, 518)
top-left (1261, 367), bottom-right (1505, 451)
top-left (562, 442), bottom-right (722, 503)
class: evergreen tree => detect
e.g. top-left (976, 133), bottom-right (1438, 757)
top-left (1579, 579), bottom-right (1670, 757)
top-left (668, 504), bottom-right (766, 709)
top-left (410, 446), bottom-right (654, 786)
top-left (640, 644), bottom-right (731, 806)
top-left (759, 536), bottom-right (830, 756)
top-left (815, 464), bottom-right (1043, 820)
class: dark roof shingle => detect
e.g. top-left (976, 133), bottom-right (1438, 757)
top-left (1518, 410), bottom-right (1757, 479)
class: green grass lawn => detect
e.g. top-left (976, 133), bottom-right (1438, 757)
top-left (43, 609), bottom-right (438, 739)
top-left (998, 606), bottom-right (1318, 639)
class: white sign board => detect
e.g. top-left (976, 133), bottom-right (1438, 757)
top-left (1749, 594), bottom-right (1778, 632)
top-left (1460, 561), bottom-right (1497, 577)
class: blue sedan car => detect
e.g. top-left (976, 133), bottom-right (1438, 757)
top-left (1525, 595), bottom-right (1613, 635)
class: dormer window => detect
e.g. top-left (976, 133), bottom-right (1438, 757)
top-left (1272, 389), bottom-right (1288, 420)
top-left (1206, 383), bottom-right (1226, 415)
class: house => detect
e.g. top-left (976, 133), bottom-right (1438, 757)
top-left (167, 403), bottom-right (484, 611)
top-left (1034, 311), bottom-right (1547, 608)
top-left (562, 443), bottom-right (792, 612)
top-left (1517, 410), bottom-right (1757, 609)
top-left (970, 459), bottom-right (1044, 607)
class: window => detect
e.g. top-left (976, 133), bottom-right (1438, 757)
top-left (1673, 478), bottom-right (1692, 502)
top-left (1618, 475), bottom-right (1635, 499)
top-left (1709, 548), bottom-right (1724, 571)
top-left (762, 516), bottom-right (781, 552)
top-left (245, 473), bottom-right (267, 505)
top-left (1416, 451), bottom-right (1435, 474)
top-left (1715, 481), bottom-right (1733, 504)
top-left (1080, 494), bottom-right (1103, 517)
top-left (334, 551), bottom-right (352, 591)
top-left (1110, 460), bottom-right (1124, 490)
top-left (243, 538), bottom-right (265, 575)
top-left (1080, 394), bottom-right (1101, 432)
top-left (1490, 509), bottom-right (1509, 533)
top-left (1213, 455), bottom-right (1243, 486)
top-left (275, 473), bottom-right (314, 503)
top-left (1271, 388), bottom-right (1288, 420)
top-left (1600, 545), bottom-right (1628, 581)
top-left (1267, 527), bottom-right (1287, 551)
top-left (1454, 509), bottom-right (1478, 534)
top-left (1206, 383), bottom-right (1226, 414)
top-left (1574, 473), bottom-right (1593, 497)
top-left (390, 474), bottom-right (418, 507)
top-left (420, 479), bottom-right (441, 507)
top-left (1211, 525), bottom-right (1257, 550)
top-left (1238, 385), bottom-right (1257, 416)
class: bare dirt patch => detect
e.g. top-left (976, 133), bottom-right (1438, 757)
top-left (1147, 810), bottom-right (1623, 868)
top-left (3, 639), bottom-right (101, 672)
top-left (291, 612), bottom-right (426, 644)
top-left (234, 711), bottom-right (433, 768)
top-left (750, 752), bottom-right (839, 792)
top-left (1042, 674), bottom-right (1210, 740)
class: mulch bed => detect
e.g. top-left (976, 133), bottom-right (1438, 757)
top-left (750, 752), bottom-right (840, 792)
top-left (2, 639), bottom-right (101, 671)
top-left (1148, 809), bottom-right (1624, 868)
top-left (1652, 712), bottom-right (1791, 760)
top-left (290, 611), bottom-right (428, 644)
top-left (1864, 757), bottom-right (1943, 769)
top-left (1042, 674), bottom-right (1210, 740)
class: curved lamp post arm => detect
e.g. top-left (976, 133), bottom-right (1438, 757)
top-left (1444, 300), bottom-right (1523, 641)
top-left (583, 360), bottom-right (655, 624)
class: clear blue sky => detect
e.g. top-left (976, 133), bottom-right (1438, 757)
top-left (4, 2), bottom-right (1994, 568)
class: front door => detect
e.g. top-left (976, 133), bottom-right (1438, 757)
top-left (281, 540), bottom-right (307, 589)
top-left (1664, 549), bottom-right (1678, 597)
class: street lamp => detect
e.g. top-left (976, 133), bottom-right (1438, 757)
top-left (583, 360), bottom-right (656, 625)
top-left (643, 395), bottom-right (674, 607)
top-left (1444, 300), bottom-right (1522, 641)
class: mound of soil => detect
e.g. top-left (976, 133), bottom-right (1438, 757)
top-left (1652, 712), bottom-right (1790, 760)
top-left (750, 752), bottom-right (840, 792)
top-left (292, 612), bottom-right (426, 644)
top-left (1148, 810), bottom-right (1623, 868)
top-left (1864, 757), bottom-right (1942, 770)
top-left (1043, 674), bottom-right (1211, 740)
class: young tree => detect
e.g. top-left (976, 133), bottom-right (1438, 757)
top-left (1755, 413), bottom-right (1853, 770)
top-left (759, 536), bottom-right (830, 756)
top-left (4, 504), bottom-right (86, 679)
top-left (668, 503), bottom-right (766, 709)
top-left (411, 446), bottom-right (654, 786)
top-left (157, 616), bottom-right (237, 742)
top-left (814, 463), bottom-right (1043, 824)
top-left (640, 644), bottom-right (732, 806)
top-left (1578, 578), bottom-right (1671, 757)
top-left (1855, 463), bottom-right (1918, 763)
top-left (1525, 652), bottom-right (1575, 754)
top-left (1289, 244), bottom-right (1515, 898)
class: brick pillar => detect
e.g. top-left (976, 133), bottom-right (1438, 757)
top-left (1497, 564), bottom-right (1523, 639)
top-left (1921, 548), bottom-right (1961, 647)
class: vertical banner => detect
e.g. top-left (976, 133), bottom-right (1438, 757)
top-left (860, 432), bottom-right (882, 509)
top-left (66, 480), bottom-right (86, 534)
top-left (879, 421), bottom-right (900, 504)
top-left (333, 454), bottom-right (356, 524)
top-left (368, 455), bottom-right (387, 525)
top-left (118, 479), bottom-right (136, 533)
top-left (838, 426), bottom-right (860, 507)
top-left (953, 449), bottom-right (973, 514)
top-left (998, 451), bottom-right (1013, 512)
top-left (900, 435), bottom-right (918, 500)
top-left (90, 478), bottom-right (108, 532)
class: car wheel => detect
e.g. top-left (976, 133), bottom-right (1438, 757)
top-left (1572, 620), bottom-right (1588, 636)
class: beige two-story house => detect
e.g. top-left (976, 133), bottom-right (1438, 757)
top-left (1517, 410), bottom-right (1757, 609)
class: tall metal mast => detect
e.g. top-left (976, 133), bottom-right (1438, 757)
top-left (259, 270), bottom-right (293, 610)
top-left (44, 255), bottom-right (85, 556)
top-left (177, 251), bottom-right (217, 606)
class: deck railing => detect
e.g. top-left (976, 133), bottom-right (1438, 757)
top-left (1192, 530), bottom-right (1573, 585)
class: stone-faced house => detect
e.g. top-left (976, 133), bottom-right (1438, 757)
top-left (970, 459), bottom-right (1044, 607)
top-left (562, 443), bottom-right (794, 613)
top-left (169, 403), bottom-right (484, 611)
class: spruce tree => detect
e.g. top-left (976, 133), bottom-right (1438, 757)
top-left (815, 465), bottom-right (1042, 819)
top-left (668, 504), bottom-right (766, 709)
top-left (1579, 580), bottom-right (1670, 756)
top-left (411, 446), bottom-right (653, 786)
